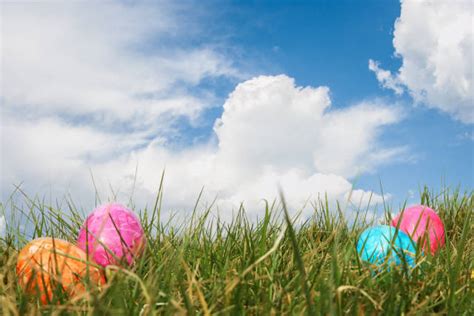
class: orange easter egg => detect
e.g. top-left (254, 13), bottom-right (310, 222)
top-left (16, 238), bottom-right (105, 304)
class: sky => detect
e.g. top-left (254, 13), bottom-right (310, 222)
top-left (1, 0), bottom-right (473, 231)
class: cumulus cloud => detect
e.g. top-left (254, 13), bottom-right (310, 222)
top-left (214, 76), bottom-right (402, 180)
top-left (22, 75), bottom-right (399, 220)
top-left (1, 2), bottom-right (402, 221)
top-left (370, 0), bottom-right (473, 123)
top-left (1, 75), bottom-right (401, 220)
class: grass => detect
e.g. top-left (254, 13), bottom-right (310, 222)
top-left (0, 186), bottom-right (473, 315)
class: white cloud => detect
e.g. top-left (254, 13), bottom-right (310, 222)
top-left (214, 76), bottom-right (403, 180)
top-left (71, 75), bottom-right (399, 220)
top-left (1, 2), bottom-right (402, 222)
top-left (1, 75), bottom-right (400, 220)
top-left (0, 0), bottom-right (235, 203)
top-left (368, 59), bottom-right (404, 95)
top-left (370, 0), bottom-right (473, 123)
top-left (1, 1), bottom-right (238, 129)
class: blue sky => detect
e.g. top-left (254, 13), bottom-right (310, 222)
top-left (1, 0), bottom-right (472, 223)
top-left (176, 0), bottom-right (473, 206)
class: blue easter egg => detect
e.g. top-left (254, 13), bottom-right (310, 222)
top-left (357, 225), bottom-right (417, 268)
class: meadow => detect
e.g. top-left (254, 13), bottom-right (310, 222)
top-left (0, 186), bottom-right (472, 315)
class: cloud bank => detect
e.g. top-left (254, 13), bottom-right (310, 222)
top-left (88, 75), bottom-right (402, 219)
top-left (370, 0), bottom-right (473, 123)
top-left (1, 1), bottom-right (402, 223)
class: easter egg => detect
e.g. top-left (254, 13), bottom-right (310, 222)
top-left (16, 238), bottom-right (105, 304)
top-left (391, 205), bottom-right (445, 254)
top-left (357, 225), bottom-right (417, 268)
top-left (77, 203), bottom-right (146, 267)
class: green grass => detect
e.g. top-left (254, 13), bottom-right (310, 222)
top-left (0, 186), bottom-right (473, 315)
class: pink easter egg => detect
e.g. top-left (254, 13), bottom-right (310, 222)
top-left (77, 203), bottom-right (146, 267)
top-left (391, 205), bottom-right (445, 254)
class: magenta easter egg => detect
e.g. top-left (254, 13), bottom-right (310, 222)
top-left (77, 203), bottom-right (146, 267)
top-left (391, 205), bottom-right (445, 254)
